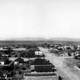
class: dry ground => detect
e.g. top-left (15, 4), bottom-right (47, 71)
top-left (39, 47), bottom-right (80, 80)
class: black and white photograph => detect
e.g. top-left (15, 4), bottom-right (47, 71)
top-left (0, 0), bottom-right (80, 80)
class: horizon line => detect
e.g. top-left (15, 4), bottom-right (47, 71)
top-left (0, 37), bottom-right (80, 41)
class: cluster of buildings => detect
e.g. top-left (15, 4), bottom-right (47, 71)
top-left (0, 45), bottom-right (57, 80)
top-left (43, 43), bottom-right (80, 58)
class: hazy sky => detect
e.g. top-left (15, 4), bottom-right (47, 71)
top-left (0, 0), bottom-right (80, 39)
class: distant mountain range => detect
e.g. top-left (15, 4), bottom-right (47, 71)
top-left (1, 37), bottom-right (80, 42)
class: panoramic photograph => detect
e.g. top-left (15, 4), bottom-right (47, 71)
top-left (0, 0), bottom-right (80, 80)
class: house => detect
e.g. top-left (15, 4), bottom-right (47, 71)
top-left (30, 58), bottom-right (56, 72)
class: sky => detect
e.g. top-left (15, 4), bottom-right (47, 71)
top-left (0, 0), bottom-right (80, 40)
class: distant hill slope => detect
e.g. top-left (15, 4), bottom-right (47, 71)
top-left (0, 39), bottom-right (79, 46)
top-left (0, 37), bottom-right (79, 46)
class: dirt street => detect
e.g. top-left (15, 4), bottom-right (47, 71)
top-left (39, 47), bottom-right (80, 80)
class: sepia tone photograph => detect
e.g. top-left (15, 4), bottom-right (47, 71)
top-left (0, 0), bottom-right (80, 80)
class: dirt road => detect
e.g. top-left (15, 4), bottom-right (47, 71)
top-left (39, 47), bottom-right (80, 80)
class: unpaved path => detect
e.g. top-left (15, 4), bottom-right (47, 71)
top-left (39, 47), bottom-right (80, 80)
